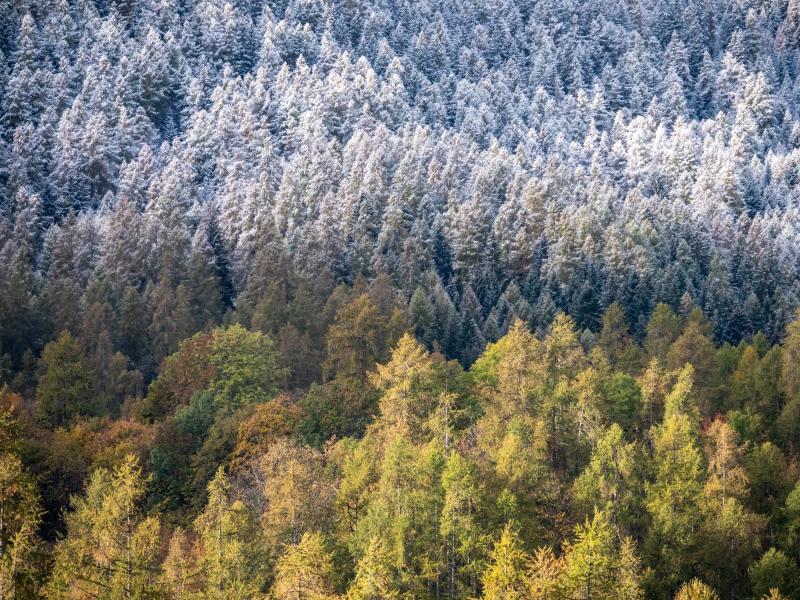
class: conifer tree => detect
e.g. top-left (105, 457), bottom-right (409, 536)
top-left (673, 579), bottom-right (719, 600)
top-left (271, 532), bottom-right (336, 600)
top-left (598, 302), bottom-right (641, 373)
top-left (194, 468), bottom-right (262, 598)
top-left (0, 444), bottom-right (41, 599)
top-left (369, 333), bottom-right (436, 438)
top-left (36, 330), bottom-right (93, 427)
top-left (347, 537), bottom-right (400, 600)
top-left (480, 524), bottom-right (530, 600)
top-left (645, 367), bottom-right (704, 591)
top-left (440, 451), bottom-right (484, 596)
top-left (46, 455), bottom-right (162, 599)
top-left (162, 527), bottom-right (201, 599)
top-left (574, 423), bottom-right (641, 534)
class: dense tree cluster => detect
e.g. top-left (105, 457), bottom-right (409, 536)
top-left (3, 0), bottom-right (800, 597)
top-left (5, 302), bottom-right (800, 598)
top-left (1, 0), bottom-right (800, 372)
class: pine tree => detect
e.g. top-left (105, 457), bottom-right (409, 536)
top-left (36, 331), bottom-right (93, 427)
top-left (185, 224), bottom-right (224, 331)
top-left (409, 286), bottom-right (436, 349)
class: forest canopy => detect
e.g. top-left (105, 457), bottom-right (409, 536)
top-left (2, 0), bottom-right (800, 597)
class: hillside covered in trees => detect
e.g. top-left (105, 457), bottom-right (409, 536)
top-left (2, 0), bottom-right (800, 597)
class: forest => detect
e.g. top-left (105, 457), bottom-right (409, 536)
top-left (2, 0), bottom-right (800, 597)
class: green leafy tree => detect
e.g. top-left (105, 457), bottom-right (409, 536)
top-left (493, 417), bottom-right (563, 546)
top-left (208, 324), bottom-right (286, 414)
top-left (782, 482), bottom-right (800, 557)
top-left (299, 378), bottom-right (379, 446)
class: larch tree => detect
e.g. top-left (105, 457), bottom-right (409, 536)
top-left (673, 579), bottom-right (719, 600)
top-left (480, 524), bottom-right (530, 600)
top-left (194, 468), bottom-right (262, 598)
top-left (46, 455), bottom-right (162, 599)
top-left (346, 537), bottom-right (400, 600)
top-left (573, 423), bottom-right (642, 536)
top-left (440, 450), bottom-right (485, 597)
top-left (644, 366), bottom-right (705, 592)
top-left (369, 333), bottom-right (436, 439)
top-left (271, 532), bottom-right (336, 600)
top-left (0, 434), bottom-right (41, 599)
